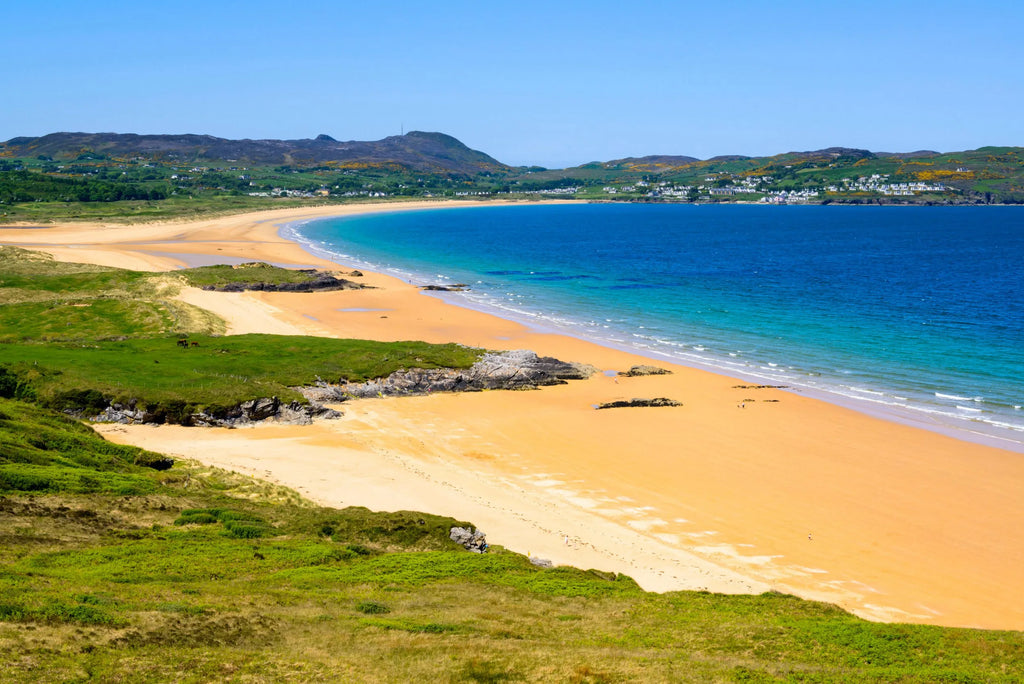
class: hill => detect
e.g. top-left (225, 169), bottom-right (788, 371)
top-left (2, 133), bottom-right (1024, 224)
top-left (0, 130), bottom-right (509, 175)
top-left (518, 146), bottom-right (1024, 204)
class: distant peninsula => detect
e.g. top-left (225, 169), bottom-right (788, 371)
top-left (2, 132), bottom-right (1022, 223)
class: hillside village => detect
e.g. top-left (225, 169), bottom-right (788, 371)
top-left (2, 134), bottom-right (1022, 217)
top-left (594, 173), bottom-right (951, 204)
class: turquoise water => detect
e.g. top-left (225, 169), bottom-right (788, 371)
top-left (286, 204), bottom-right (1024, 450)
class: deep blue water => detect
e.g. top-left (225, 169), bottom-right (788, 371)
top-left (287, 204), bottom-right (1024, 449)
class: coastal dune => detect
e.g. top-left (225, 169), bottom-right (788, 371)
top-left (4, 201), bottom-right (1023, 630)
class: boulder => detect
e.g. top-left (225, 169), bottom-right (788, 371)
top-left (419, 283), bottom-right (469, 291)
top-left (241, 397), bottom-right (280, 421)
top-left (619, 365), bottom-right (673, 377)
top-left (449, 526), bottom-right (488, 553)
top-left (596, 397), bottom-right (682, 409)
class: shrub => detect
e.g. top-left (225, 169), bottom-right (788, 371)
top-left (174, 512), bottom-right (219, 526)
top-left (356, 600), bottom-right (390, 615)
top-left (223, 521), bottom-right (269, 539)
top-left (46, 388), bottom-right (109, 413)
top-left (0, 467), bottom-right (52, 491)
top-left (173, 508), bottom-right (272, 538)
top-left (0, 367), bottom-right (31, 399)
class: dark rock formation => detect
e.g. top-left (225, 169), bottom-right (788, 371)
top-left (202, 272), bottom-right (365, 293)
top-left (450, 526), bottom-right (488, 553)
top-left (419, 284), bottom-right (468, 292)
top-left (191, 398), bottom-right (340, 427)
top-left (618, 365), bottom-right (672, 377)
top-left (596, 398), bottom-right (682, 409)
top-left (91, 397), bottom-right (340, 427)
top-left (300, 350), bottom-right (596, 402)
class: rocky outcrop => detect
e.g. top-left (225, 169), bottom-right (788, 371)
top-left (202, 272), bottom-right (365, 293)
top-left (190, 398), bottom-right (340, 427)
top-left (596, 398), bottom-right (682, 409)
top-left (449, 526), bottom-right (488, 553)
top-left (419, 284), bottom-right (469, 292)
top-left (300, 350), bottom-right (596, 402)
top-left (90, 397), bottom-right (340, 428)
top-left (619, 365), bottom-right (672, 377)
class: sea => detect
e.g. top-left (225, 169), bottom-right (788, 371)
top-left (284, 203), bottom-right (1024, 452)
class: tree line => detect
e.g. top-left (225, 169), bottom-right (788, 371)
top-left (0, 170), bottom-right (167, 203)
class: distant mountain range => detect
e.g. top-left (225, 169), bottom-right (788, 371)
top-left (0, 131), bottom-right (509, 176)
top-left (0, 132), bottom-right (966, 175)
top-left (2, 133), bottom-right (1021, 204)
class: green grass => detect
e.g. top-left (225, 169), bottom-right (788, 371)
top-left (176, 262), bottom-right (352, 288)
top-left (0, 398), bottom-right (1021, 682)
top-left (1, 334), bottom-right (481, 417)
top-left (0, 247), bottom-right (482, 419)
top-left (0, 246), bottom-right (224, 341)
top-left (0, 194), bottom-right (338, 224)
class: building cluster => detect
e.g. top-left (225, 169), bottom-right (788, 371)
top-left (758, 189), bottom-right (820, 203)
top-left (247, 188), bottom-right (339, 198)
top-left (827, 174), bottom-right (946, 196)
top-left (593, 171), bottom-right (949, 202)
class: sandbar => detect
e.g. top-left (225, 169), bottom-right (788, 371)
top-left (3, 200), bottom-right (1022, 630)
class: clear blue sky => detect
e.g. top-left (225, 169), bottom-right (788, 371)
top-left (3, 1), bottom-right (1022, 168)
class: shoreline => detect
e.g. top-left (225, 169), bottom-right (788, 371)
top-left (282, 206), bottom-right (1024, 455)
top-left (3, 201), bottom-right (1023, 630)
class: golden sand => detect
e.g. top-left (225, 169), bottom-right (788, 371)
top-left (4, 201), bottom-right (1022, 630)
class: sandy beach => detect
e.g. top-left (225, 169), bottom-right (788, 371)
top-left (3, 200), bottom-right (1023, 631)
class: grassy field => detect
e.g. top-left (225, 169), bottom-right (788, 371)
top-left (1, 334), bottom-right (481, 417)
top-left (2, 397), bottom-right (1022, 683)
top-left (0, 246), bottom-right (225, 342)
top-left (0, 194), bottom-right (340, 225)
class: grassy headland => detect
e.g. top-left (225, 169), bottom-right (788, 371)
top-left (0, 247), bottom-right (480, 420)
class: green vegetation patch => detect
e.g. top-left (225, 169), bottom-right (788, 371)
top-left (0, 397), bottom-right (163, 494)
top-left (0, 299), bottom-right (184, 342)
top-left (0, 246), bottom-right (224, 341)
top-left (0, 246), bottom-right (149, 295)
top-left (279, 551), bottom-right (643, 599)
top-left (0, 598), bottom-right (125, 627)
top-left (320, 506), bottom-right (475, 551)
top-left (0, 334), bottom-right (482, 419)
top-left (177, 262), bottom-right (343, 288)
top-left (174, 508), bottom-right (272, 538)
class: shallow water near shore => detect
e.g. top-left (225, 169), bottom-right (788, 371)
top-left (287, 203), bottom-right (1024, 451)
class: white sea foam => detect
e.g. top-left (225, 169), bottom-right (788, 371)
top-left (936, 392), bottom-right (974, 402)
